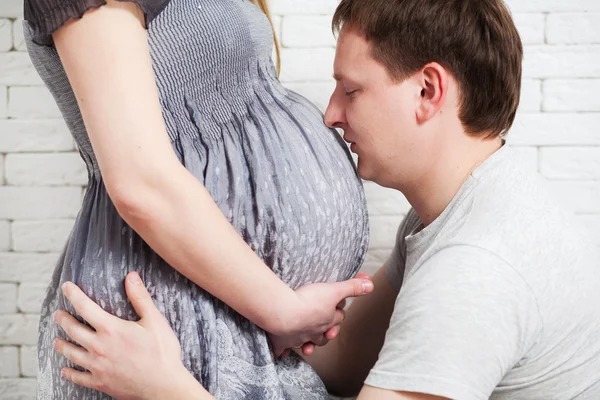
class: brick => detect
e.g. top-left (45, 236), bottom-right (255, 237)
top-left (547, 181), bottom-right (600, 213)
top-left (0, 154), bottom-right (4, 185)
top-left (0, 120), bottom-right (73, 152)
top-left (540, 147), bottom-right (600, 179)
top-left (18, 283), bottom-right (48, 314)
top-left (0, 221), bottom-right (9, 251)
top-left (0, 347), bottom-right (19, 377)
top-left (0, 86), bottom-right (6, 119)
top-left (8, 86), bottom-right (61, 119)
top-left (510, 146), bottom-right (539, 173)
top-left (284, 81), bottom-right (335, 111)
top-left (519, 79), bottom-right (542, 112)
top-left (0, 19), bottom-right (11, 51)
top-left (0, 53), bottom-right (42, 85)
top-left (363, 181), bottom-right (411, 216)
top-left (0, 284), bottom-right (17, 314)
top-left (12, 220), bottom-right (74, 253)
top-left (0, 0), bottom-right (22, 18)
top-left (0, 379), bottom-right (37, 400)
top-left (0, 187), bottom-right (81, 219)
top-left (282, 16), bottom-right (336, 47)
top-left (523, 45), bottom-right (600, 78)
top-left (543, 79), bottom-right (600, 112)
top-left (513, 14), bottom-right (545, 45)
top-left (280, 48), bottom-right (335, 82)
top-left (19, 346), bottom-right (37, 377)
top-left (369, 215), bottom-right (405, 250)
top-left (0, 253), bottom-right (59, 283)
top-left (577, 215), bottom-right (600, 248)
top-left (13, 18), bottom-right (25, 51)
top-left (547, 13), bottom-right (600, 44)
top-left (271, 0), bottom-right (339, 15)
top-left (5, 153), bottom-right (88, 186)
top-left (508, 113), bottom-right (600, 146)
top-left (0, 315), bottom-right (39, 345)
top-left (504, 0), bottom-right (600, 12)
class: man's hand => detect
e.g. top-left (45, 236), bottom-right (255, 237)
top-left (53, 272), bottom-right (210, 400)
top-left (268, 274), bottom-right (374, 357)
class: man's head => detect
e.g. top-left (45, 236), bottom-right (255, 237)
top-left (325, 0), bottom-right (522, 187)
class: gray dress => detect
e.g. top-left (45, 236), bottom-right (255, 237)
top-left (23, 0), bottom-right (369, 398)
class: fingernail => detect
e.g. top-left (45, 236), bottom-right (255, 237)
top-left (53, 311), bottom-right (59, 322)
top-left (129, 272), bottom-right (142, 285)
top-left (61, 282), bottom-right (69, 294)
top-left (53, 338), bottom-right (58, 349)
top-left (61, 369), bottom-right (66, 378)
top-left (361, 280), bottom-right (374, 293)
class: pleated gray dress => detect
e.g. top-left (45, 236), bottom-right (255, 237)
top-left (23, 0), bottom-right (369, 398)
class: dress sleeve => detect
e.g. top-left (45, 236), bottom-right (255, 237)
top-left (24, 0), bottom-right (170, 46)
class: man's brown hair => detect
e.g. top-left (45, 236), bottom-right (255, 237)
top-left (332, 0), bottom-right (523, 138)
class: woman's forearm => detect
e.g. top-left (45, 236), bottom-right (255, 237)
top-left (51, 0), bottom-right (298, 335)
top-left (113, 161), bottom-right (298, 334)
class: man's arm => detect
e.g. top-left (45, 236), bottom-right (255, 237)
top-left (303, 266), bottom-right (398, 397)
top-left (357, 386), bottom-right (449, 400)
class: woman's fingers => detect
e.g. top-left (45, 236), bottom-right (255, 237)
top-left (60, 367), bottom-right (98, 391)
top-left (53, 338), bottom-right (93, 371)
top-left (61, 282), bottom-right (112, 332)
top-left (301, 343), bottom-right (315, 356)
top-left (355, 272), bottom-right (372, 281)
top-left (325, 324), bottom-right (341, 340)
top-left (332, 308), bottom-right (345, 327)
top-left (54, 310), bottom-right (97, 351)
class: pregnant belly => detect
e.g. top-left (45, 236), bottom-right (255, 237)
top-left (175, 92), bottom-right (370, 289)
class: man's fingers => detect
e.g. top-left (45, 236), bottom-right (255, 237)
top-left (336, 298), bottom-right (347, 310)
top-left (61, 282), bottom-right (111, 331)
top-left (60, 367), bottom-right (98, 391)
top-left (125, 272), bottom-right (159, 320)
top-left (54, 310), bottom-right (97, 350)
top-left (53, 338), bottom-right (93, 371)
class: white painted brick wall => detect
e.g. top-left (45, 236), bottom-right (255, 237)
top-left (546, 13), bottom-right (600, 44)
top-left (0, 19), bottom-right (12, 52)
top-left (543, 79), bottom-right (600, 112)
top-left (1, 0), bottom-right (599, 396)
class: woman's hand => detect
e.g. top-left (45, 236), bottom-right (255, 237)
top-left (268, 273), bottom-right (374, 357)
top-left (53, 272), bottom-right (211, 400)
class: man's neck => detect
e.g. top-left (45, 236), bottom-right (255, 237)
top-left (403, 137), bottom-right (504, 227)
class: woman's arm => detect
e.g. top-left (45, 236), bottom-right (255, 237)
top-left (303, 266), bottom-right (398, 397)
top-left (50, 0), bottom-right (369, 350)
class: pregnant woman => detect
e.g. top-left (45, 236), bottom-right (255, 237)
top-left (23, 0), bottom-right (369, 398)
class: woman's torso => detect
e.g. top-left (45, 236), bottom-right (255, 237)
top-left (26, 0), bottom-right (369, 398)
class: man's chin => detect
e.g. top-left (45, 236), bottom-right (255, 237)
top-left (356, 161), bottom-right (376, 182)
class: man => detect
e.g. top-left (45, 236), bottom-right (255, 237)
top-left (53, 0), bottom-right (600, 399)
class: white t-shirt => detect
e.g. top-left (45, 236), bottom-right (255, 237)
top-left (366, 145), bottom-right (600, 400)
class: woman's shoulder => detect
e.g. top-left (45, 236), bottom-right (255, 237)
top-left (24, 0), bottom-right (171, 46)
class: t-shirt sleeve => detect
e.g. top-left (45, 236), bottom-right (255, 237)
top-left (24, 0), bottom-right (170, 46)
top-left (385, 208), bottom-right (422, 292)
top-left (367, 245), bottom-right (543, 400)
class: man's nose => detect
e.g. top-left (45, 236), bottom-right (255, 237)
top-left (324, 97), bottom-right (345, 129)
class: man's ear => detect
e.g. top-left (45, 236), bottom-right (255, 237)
top-left (415, 62), bottom-right (448, 124)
